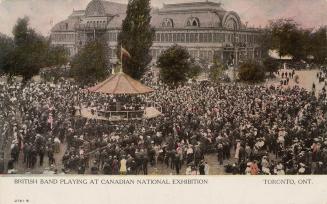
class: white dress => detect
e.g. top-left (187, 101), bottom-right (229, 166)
top-left (120, 159), bottom-right (127, 173)
top-left (204, 164), bottom-right (209, 175)
top-left (234, 142), bottom-right (241, 159)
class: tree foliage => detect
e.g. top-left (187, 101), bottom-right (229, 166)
top-left (238, 60), bottom-right (265, 82)
top-left (2, 17), bottom-right (49, 81)
top-left (263, 18), bottom-right (326, 63)
top-left (70, 40), bottom-right (109, 85)
top-left (187, 58), bottom-right (202, 79)
top-left (117, 0), bottom-right (155, 79)
top-left (209, 59), bottom-right (226, 83)
top-left (263, 57), bottom-right (280, 75)
top-left (267, 19), bottom-right (307, 60)
top-left (309, 27), bottom-right (327, 64)
top-left (0, 33), bottom-right (14, 73)
top-left (158, 45), bottom-right (200, 85)
top-left (46, 45), bottom-right (69, 68)
top-left (1, 17), bottom-right (70, 81)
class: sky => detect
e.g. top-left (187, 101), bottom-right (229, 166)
top-left (0, 0), bottom-right (326, 36)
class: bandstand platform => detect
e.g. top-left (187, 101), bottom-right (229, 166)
top-left (78, 71), bottom-right (161, 121)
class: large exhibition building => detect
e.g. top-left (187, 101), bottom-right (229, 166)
top-left (50, 0), bottom-right (262, 65)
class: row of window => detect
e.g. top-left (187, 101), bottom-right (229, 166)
top-left (154, 32), bottom-right (259, 44)
top-left (109, 48), bottom-right (214, 60)
top-left (52, 34), bottom-right (75, 42)
top-left (150, 49), bottom-right (212, 61)
top-left (161, 17), bottom-right (200, 28)
top-left (85, 20), bottom-right (107, 29)
top-left (150, 49), bottom-right (261, 62)
top-left (108, 32), bottom-right (118, 42)
top-left (86, 20), bottom-right (106, 26)
top-left (52, 31), bottom-right (259, 45)
top-left (59, 23), bottom-right (69, 30)
top-left (105, 32), bottom-right (259, 44)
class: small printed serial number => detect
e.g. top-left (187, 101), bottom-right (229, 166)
top-left (14, 199), bottom-right (30, 203)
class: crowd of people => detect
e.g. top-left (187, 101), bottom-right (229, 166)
top-left (1, 65), bottom-right (327, 175)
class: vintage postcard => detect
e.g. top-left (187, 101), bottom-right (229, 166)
top-left (0, 0), bottom-right (327, 203)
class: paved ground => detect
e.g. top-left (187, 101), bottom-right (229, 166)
top-left (12, 143), bottom-right (67, 174)
top-left (147, 154), bottom-right (234, 175)
top-left (266, 69), bottom-right (325, 94)
top-left (8, 150), bottom-right (231, 175)
top-left (224, 68), bottom-right (326, 95)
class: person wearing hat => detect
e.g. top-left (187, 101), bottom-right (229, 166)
top-left (191, 163), bottom-right (198, 175)
top-left (120, 156), bottom-right (127, 175)
top-left (298, 163), bottom-right (306, 175)
top-left (204, 161), bottom-right (210, 175)
top-left (250, 160), bottom-right (259, 175)
top-left (90, 161), bottom-right (99, 174)
top-left (217, 143), bottom-right (224, 165)
top-left (47, 146), bottom-right (55, 166)
top-left (315, 162), bottom-right (324, 174)
top-left (126, 154), bottom-right (135, 175)
top-left (234, 139), bottom-right (241, 160)
top-left (111, 156), bottom-right (119, 175)
top-left (199, 160), bottom-right (205, 175)
top-left (276, 162), bottom-right (285, 175)
top-left (174, 152), bottom-right (181, 175)
top-left (245, 162), bottom-right (252, 175)
top-left (186, 144), bottom-right (194, 164)
top-left (186, 164), bottom-right (192, 175)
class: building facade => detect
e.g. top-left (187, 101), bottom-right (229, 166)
top-left (51, 0), bottom-right (262, 65)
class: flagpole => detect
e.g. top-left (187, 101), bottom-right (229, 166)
top-left (120, 44), bottom-right (123, 73)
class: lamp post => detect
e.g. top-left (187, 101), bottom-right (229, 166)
top-left (233, 31), bottom-right (239, 81)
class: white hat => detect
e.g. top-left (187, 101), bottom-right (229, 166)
top-left (298, 167), bottom-right (305, 173)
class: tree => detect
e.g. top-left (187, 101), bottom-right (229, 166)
top-left (209, 59), bottom-right (226, 83)
top-left (263, 57), bottom-right (280, 76)
top-left (0, 33), bottom-right (14, 73)
top-left (46, 45), bottom-right (69, 67)
top-left (187, 58), bottom-right (202, 80)
top-left (259, 28), bottom-right (273, 59)
top-left (70, 40), bottom-right (109, 85)
top-left (158, 45), bottom-right (199, 85)
top-left (2, 17), bottom-right (48, 81)
top-left (238, 60), bottom-right (265, 82)
top-left (266, 18), bottom-right (309, 60)
top-left (117, 0), bottom-right (155, 79)
top-left (309, 27), bottom-right (327, 64)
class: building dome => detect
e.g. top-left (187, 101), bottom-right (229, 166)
top-left (85, 0), bottom-right (126, 17)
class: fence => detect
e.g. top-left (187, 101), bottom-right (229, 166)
top-left (96, 110), bottom-right (145, 121)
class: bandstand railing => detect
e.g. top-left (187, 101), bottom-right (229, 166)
top-left (96, 109), bottom-right (145, 120)
top-left (80, 102), bottom-right (162, 121)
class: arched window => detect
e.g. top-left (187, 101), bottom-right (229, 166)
top-left (162, 18), bottom-right (174, 28)
top-left (222, 12), bottom-right (241, 30)
top-left (186, 17), bottom-right (200, 27)
top-left (226, 19), bottom-right (237, 30)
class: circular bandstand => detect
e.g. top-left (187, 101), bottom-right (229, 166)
top-left (76, 71), bottom-right (161, 121)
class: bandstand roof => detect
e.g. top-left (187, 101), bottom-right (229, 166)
top-left (87, 72), bottom-right (154, 95)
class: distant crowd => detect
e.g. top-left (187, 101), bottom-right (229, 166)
top-left (1, 65), bottom-right (327, 175)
